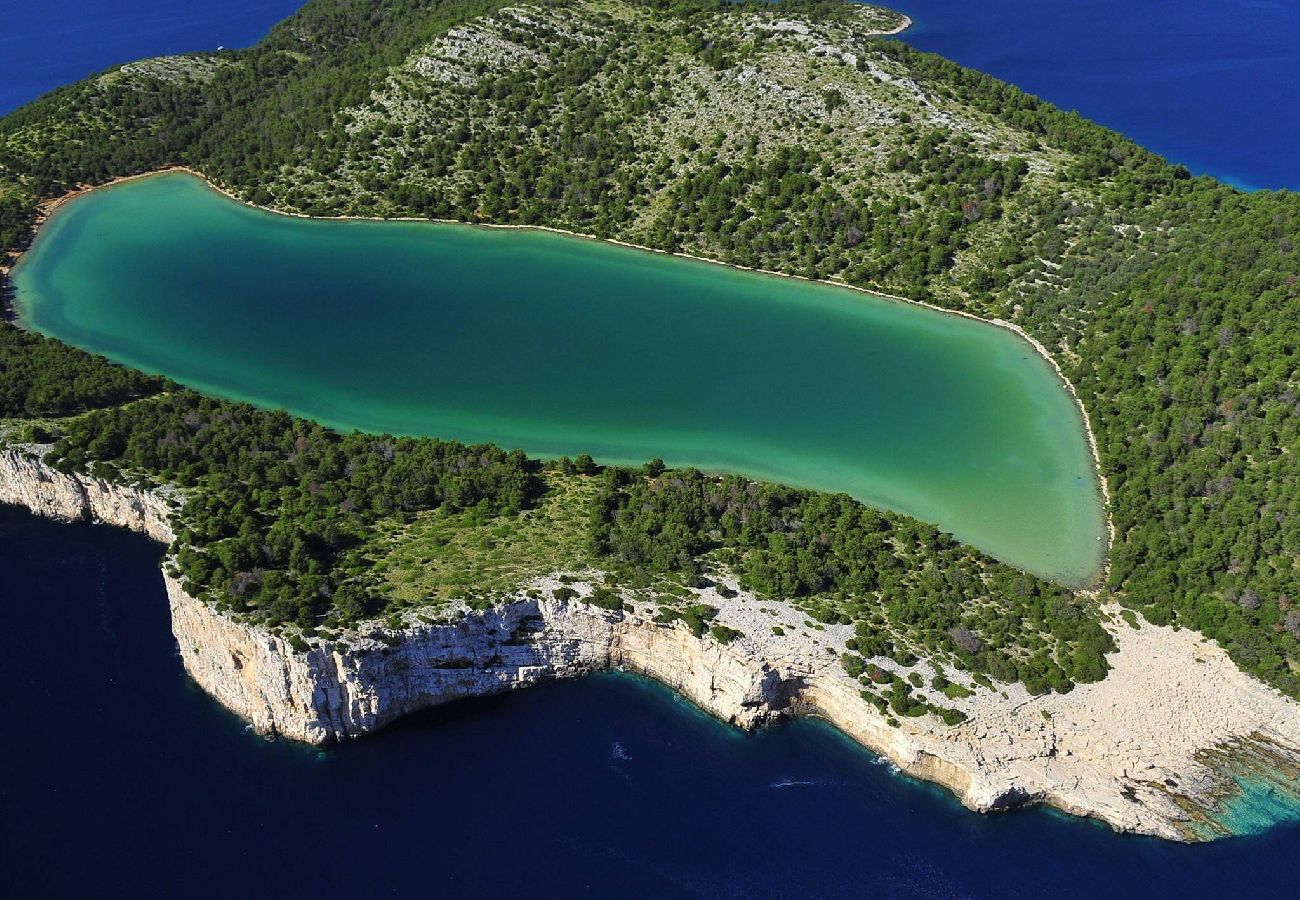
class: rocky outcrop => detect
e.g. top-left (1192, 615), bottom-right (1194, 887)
top-left (160, 574), bottom-right (1057, 823)
top-left (0, 448), bottom-right (176, 543)
top-left (167, 577), bottom-right (790, 744)
top-left (3, 446), bottom-right (1298, 842)
top-left (163, 580), bottom-right (1300, 842)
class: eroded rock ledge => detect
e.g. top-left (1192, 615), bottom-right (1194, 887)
top-left (3, 446), bottom-right (1297, 842)
top-left (0, 447), bottom-right (176, 543)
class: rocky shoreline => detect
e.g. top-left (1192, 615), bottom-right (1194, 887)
top-left (2, 446), bottom-right (1297, 842)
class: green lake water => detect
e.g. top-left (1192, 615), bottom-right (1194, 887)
top-left (13, 172), bottom-right (1105, 583)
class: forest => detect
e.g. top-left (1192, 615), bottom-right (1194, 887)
top-left (0, 0), bottom-right (1296, 699)
top-left (0, 321), bottom-right (164, 417)
top-left (45, 392), bottom-right (542, 627)
top-left (592, 465), bottom-right (1113, 695)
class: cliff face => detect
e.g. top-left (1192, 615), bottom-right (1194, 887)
top-left (161, 572), bottom-right (1024, 823)
top-left (0, 445), bottom-right (792, 742)
top-left (167, 576), bottom-right (788, 744)
top-left (3, 446), bottom-right (1298, 842)
top-left (0, 448), bottom-right (176, 543)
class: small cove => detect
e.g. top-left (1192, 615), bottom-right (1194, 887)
top-left (13, 171), bottom-right (1106, 583)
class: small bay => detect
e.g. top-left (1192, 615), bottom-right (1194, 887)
top-left (14, 171), bottom-right (1105, 583)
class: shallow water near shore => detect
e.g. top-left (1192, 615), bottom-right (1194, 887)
top-left (1212, 776), bottom-right (1300, 840)
top-left (13, 172), bottom-right (1105, 583)
top-left (2, 504), bottom-right (1298, 898)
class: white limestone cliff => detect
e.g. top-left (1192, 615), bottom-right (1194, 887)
top-left (3, 446), bottom-right (1297, 842)
top-left (166, 575), bottom-right (787, 744)
top-left (0, 447), bottom-right (176, 542)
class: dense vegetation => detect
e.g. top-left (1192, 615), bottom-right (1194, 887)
top-left (0, 0), bottom-right (1296, 697)
top-left (1070, 189), bottom-right (1300, 694)
top-left (592, 467), bottom-right (1113, 694)
top-left (0, 322), bottom-right (164, 417)
top-left (48, 393), bottom-right (540, 627)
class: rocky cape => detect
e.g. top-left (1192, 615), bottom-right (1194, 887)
top-left (2, 446), bottom-right (1297, 841)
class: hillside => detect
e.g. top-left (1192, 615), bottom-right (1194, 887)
top-left (0, 0), bottom-right (1297, 704)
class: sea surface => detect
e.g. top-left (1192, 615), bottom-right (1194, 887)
top-left (894, 0), bottom-right (1300, 191)
top-left (2, 504), bottom-right (1298, 898)
top-left (13, 172), bottom-right (1105, 584)
top-left (0, 0), bottom-right (301, 115)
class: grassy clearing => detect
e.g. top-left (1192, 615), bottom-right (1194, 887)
top-left (368, 471), bottom-right (598, 607)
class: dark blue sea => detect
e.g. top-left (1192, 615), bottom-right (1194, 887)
top-left (894, 0), bottom-right (1300, 191)
top-left (0, 0), bottom-right (301, 115)
top-left (2, 505), bottom-right (1299, 897)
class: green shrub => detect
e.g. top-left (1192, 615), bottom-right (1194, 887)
top-left (587, 587), bottom-right (624, 611)
top-left (709, 624), bottom-right (741, 644)
top-left (935, 706), bottom-right (968, 726)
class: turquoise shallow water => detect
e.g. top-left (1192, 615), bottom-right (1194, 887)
top-left (14, 172), bottom-right (1105, 583)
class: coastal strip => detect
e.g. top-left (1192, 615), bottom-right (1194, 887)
top-left (2, 444), bottom-right (1296, 842)
top-left (875, 12), bottom-right (914, 36)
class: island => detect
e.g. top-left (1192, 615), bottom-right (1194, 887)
top-left (1, 0), bottom-right (1297, 842)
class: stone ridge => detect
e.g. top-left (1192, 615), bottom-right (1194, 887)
top-left (3, 446), bottom-right (1298, 842)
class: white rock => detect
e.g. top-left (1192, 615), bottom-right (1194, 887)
top-left (4, 447), bottom-right (1297, 841)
